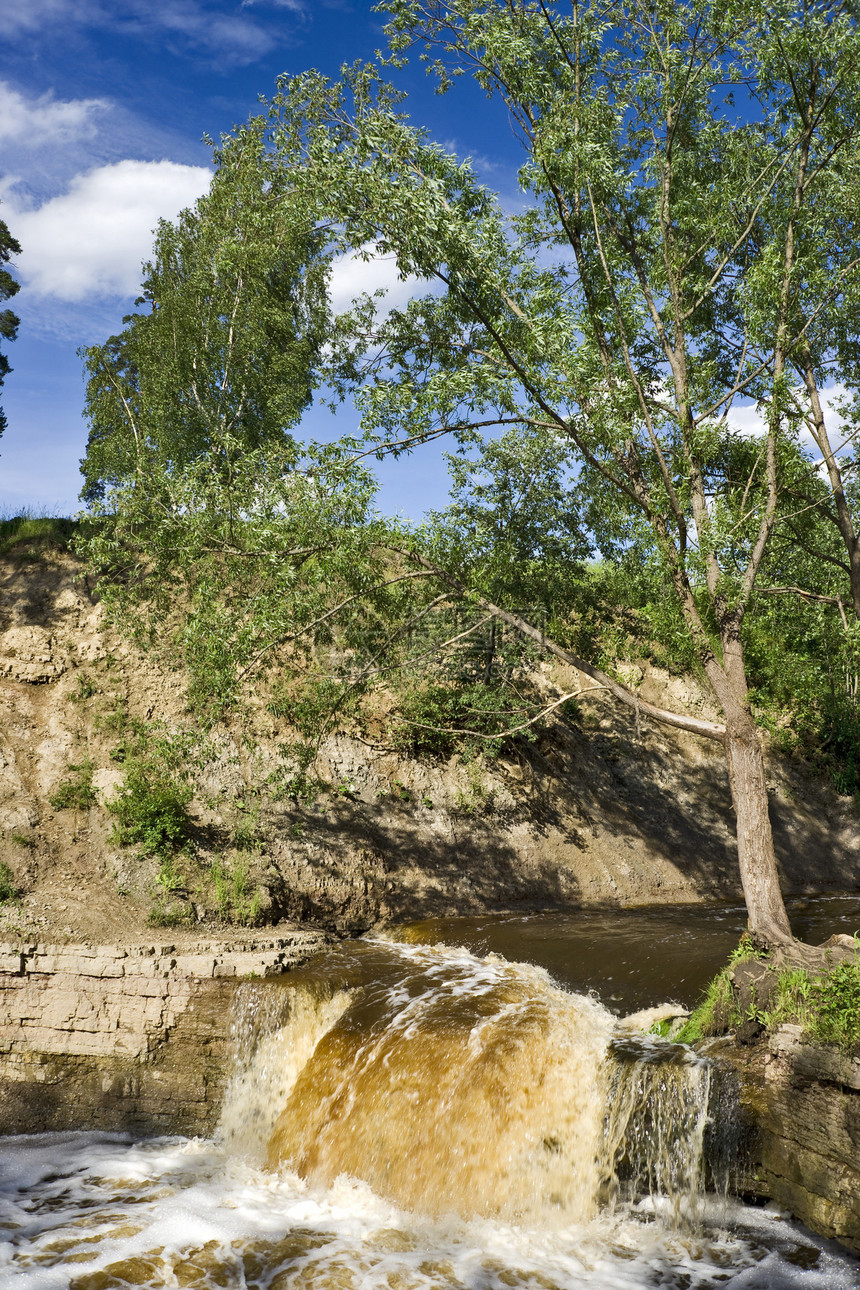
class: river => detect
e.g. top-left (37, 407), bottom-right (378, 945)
top-left (2, 899), bottom-right (860, 1288)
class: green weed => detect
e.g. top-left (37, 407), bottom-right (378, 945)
top-left (233, 805), bottom-right (262, 851)
top-left (147, 899), bottom-right (192, 928)
top-left (50, 760), bottom-right (97, 812)
top-left (211, 855), bottom-right (261, 926)
top-left (0, 861), bottom-right (18, 903)
top-left (70, 673), bottom-right (98, 703)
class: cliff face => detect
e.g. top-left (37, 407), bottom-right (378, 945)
top-left (0, 932), bottom-right (329, 1136)
top-left (716, 1027), bottom-right (860, 1253)
top-left (0, 546), bottom-right (859, 945)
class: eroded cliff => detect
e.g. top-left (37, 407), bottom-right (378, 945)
top-left (0, 543), bottom-right (858, 945)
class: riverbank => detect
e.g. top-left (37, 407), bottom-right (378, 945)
top-left (2, 546), bottom-right (859, 945)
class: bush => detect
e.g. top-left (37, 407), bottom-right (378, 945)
top-left (108, 762), bottom-right (193, 856)
top-left (392, 678), bottom-right (537, 761)
top-left (50, 760), bottom-right (97, 811)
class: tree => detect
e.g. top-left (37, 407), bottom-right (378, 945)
top-left (0, 206), bottom-right (21, 439)
top-left (204, 0), bottom-right (860, 945)
top-left (80, 129), bottom-right (330, 505)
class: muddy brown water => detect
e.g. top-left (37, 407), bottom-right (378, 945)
top-left (3, 900), bottom-right (860, 1288)
top-left (397, 895), bottom-right (860, 1012)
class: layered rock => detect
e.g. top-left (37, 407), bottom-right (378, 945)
top-left (0, 933), bottom-right (329, 1137)
top-left (715, 1026), bottom-right (860, 1253)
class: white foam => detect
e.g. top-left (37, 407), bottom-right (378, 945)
top-left (0, 1132), bottom-right (858, 1288)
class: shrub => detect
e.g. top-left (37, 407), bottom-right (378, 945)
top-left (108, 761), bottom-right (193, 856)
top-left (392, 679), bottom-right (537, 761)
top-left (50, 760), bottom-right (97, 811)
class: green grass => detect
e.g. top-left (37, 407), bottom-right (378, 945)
top-left (211, 855), bottom-right (261, 926)
top-left (676, 937), bottom-right (860, 1052)
top-left (0, 510), bottom-right (76, 556)
top-left (0, 861), bottom-right (18, 903)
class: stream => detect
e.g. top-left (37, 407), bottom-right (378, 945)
top-left (2, 899), bottom-right (860, 1288)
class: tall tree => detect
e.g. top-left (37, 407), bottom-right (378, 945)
top-left (210, 0), bottom-right (860, 944)
top-left (0, 206), bottom-right (21, 440)
top-left (80, 129), bottom-right (329, 505)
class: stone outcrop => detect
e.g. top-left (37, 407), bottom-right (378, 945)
top-left (0, 932), bottom-right (329, 1137)
top-left (714, 1026), bottom-right (860, 1253)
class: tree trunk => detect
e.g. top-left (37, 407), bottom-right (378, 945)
top-left (723, 703), bottom-right (793, 944)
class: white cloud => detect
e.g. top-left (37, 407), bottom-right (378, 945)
top-left (0, 82), bottom-right (108, 147)
top-left (1, 0), bottom-right (80, 37)
top-left (724, 400), bottom-right (768, 439)
top-left (725, 385), bottom-right (856, 468)
top-left (9, 160), bottom-right (212, 301)
top-left (5, 0), bottom-right (283, 63)
top-left (242, 0), bottom-right (305, 10)
top-left (328, 245), bottom-right (428, 316)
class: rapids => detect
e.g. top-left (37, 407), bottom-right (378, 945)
top-left (2, 918), bottom-right (860, 1288)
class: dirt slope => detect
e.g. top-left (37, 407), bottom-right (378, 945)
top-left (0, 546), bottom-right (857, 946)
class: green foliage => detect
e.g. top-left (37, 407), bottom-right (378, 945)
top-left (268, 676), bottom-right (359, 742)
top-left (77, 434), bottom-right (402, 721)
top-left (49, 760), bottom-right (97, 812)
top-left (678, 935), bottom-right (860, 1052)
top-left (107, 731), bottom-right (195, 858)
top-left (675, 937), bottom-right (767, 1042)
top-left (428, 424), bottom-right (593, 626)
top-left (76, 0), bottom-right (860, 941)
top-left (79, 128), bottom-right (328, 505)
top-left (392, 677), bottom-right (536, 760)
top-left (211, 855), bottom-right (261, 926)
top-left (109, 765), bottom-right (192, 856)
top-left (807, 962), bottom-right (860, 1050)
top-left (753, 959), bottom-right (860, 1051)
top-left (0, 861), bottom-right (18, 904)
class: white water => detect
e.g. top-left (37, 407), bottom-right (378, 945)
top-left (1, 936), bottom-right (858, 1288)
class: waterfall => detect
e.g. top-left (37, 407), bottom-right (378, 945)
top-left (219, 939), bottom-right (720, 1227)
top-left (598, 1037), bottom-right (713, 1225)
top-left (8, 928), bottom-right (855, 1290)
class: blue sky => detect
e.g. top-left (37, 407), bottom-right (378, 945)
top-left (0, 0), bottom-right (521, 519)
